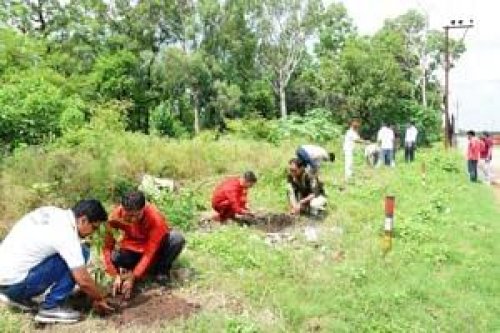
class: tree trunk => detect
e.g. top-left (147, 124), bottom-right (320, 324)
top-left (279, 83), bottom-right (287, 119)
top-left (193, 93), bottom-right (200, 135)
top-left (422, 68), bottom-right (427, 108)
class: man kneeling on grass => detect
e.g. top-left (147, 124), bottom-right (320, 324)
top-left (103, 191), bottom-right (185, 299)
top-left (0, 200), bottom-right (114, 324)
top-left (211, 171), bottom-right (257, 222)
top-left (287, 158), bottom-right (327, 216)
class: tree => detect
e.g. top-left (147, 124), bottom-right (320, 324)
top-left (316, 2), bottom-right (356, 57)
top-left (253, 0), bottom-right (322, 119)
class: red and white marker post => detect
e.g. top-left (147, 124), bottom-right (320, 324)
top-left (382, 195), bottom-right (395, 254)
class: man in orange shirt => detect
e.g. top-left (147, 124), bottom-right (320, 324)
top-left (467, 130), bottom-right (483, 182)
top-left (103, 191), bottom-right (185, 299)
top-left (211, 171), bottom-right (257, 222)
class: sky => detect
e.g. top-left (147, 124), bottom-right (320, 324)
top-left (339, 0), bottom-right (500, 131)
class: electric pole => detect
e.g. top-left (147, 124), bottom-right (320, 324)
top-left (443, 19), bottom-right (474, 149)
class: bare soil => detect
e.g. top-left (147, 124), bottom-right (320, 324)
top-left (108, 289), bottom-right (200, 327)
top-left (68, 287), bottom-right (200, 328)
top-left (237, 213), bottom-right (296, 232)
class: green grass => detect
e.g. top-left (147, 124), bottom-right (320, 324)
top-left (1, 133), bottom-right (500, 332)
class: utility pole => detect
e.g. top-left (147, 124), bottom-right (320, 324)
top-left (443, 19), bottom-right (474, 149)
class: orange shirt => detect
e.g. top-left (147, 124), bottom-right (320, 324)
top-left (103, 203), bottom-right (169, 278)
top-left (211, 177), bottom-right (248, 214)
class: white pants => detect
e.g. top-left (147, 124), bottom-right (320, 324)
top-left (479, 159), bottom-right (493, 183)
top-left (344, 150), bottom-right (353, 181)
top-left (310, 195), bottom-right (327, 216)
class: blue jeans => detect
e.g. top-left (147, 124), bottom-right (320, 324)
top-left (2, 245), bottom-right (89, 309)
top-left (381, 149), bottom-right (393, 166)
top-left (296, 148), bottom-right (318, 172)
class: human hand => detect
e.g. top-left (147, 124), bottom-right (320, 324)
top-left (93, 299), bottom-right (115, 315)
top-left (111, 275), bottom-right (122, 297)
top-left (121, 275), bottom-right (135, 300)
top-left (290, 204), bottom-right (301, 215)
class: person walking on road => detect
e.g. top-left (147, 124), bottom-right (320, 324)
top-left (466, 130), bottom-right (482, 182)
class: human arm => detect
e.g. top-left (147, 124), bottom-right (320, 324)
top-left (72, 267), bottom-right (114, 314)
top-left (102, 222), bottom-right (119, 277)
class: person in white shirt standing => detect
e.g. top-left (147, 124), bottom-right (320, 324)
top-left (0, 200), bottom-right (114, 324)
top-left (343, 120), bottom-right (366, 181)
top-left (377, 123), bottom-right (395, 167)
top-left (296, 144), bottom-right (335, 175)
top-left (404, 122), bottom-right (418, 163)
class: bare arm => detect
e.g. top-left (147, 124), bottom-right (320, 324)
top-left (72, 267), bottom-right (105, 302)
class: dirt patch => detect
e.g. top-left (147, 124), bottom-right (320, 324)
top-left (237, 213), bottom-right (296, 232)
top-left (107, 289), bottom-right (200, 327)
top-left (68, 288), bottom-right (200, 328)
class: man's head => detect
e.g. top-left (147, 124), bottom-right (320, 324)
top-left (483, 131), bottom-right (490, 138)
top-left (121, 191), bottom-right (147, 223)
top-left (72, 199), bottom-right (108, 238)
top-left (242, 171), bottom-right (257, 188)
top-left (351, 120), bottom-right (360, 130)
top-left (467, 130), bottom-right (475, 139)
top-left (289, 158), bottom-right (305, 178)
top-left (328, 152), bottom-right (335, 162)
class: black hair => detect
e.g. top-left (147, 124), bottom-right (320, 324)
top-left (243, 170), bottom-right (257, 183)
top-left (328, 152), bottom-right (335, 162)
top-left (467, 130), bottom-right (475, 136)
top-left (483, 131), bottom-right (490, 137)
top-left (289, 158), bottom-right (304, 168)
top-left (121, 191), bottom-right (146, 211)
top-left (72, 199), bottom-right (108, 223)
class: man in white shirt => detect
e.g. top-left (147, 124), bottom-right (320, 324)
top-left (343, 120), bottom-right (366, 181)
top-left (296, 144), bottom-right (335, 175)
top-left (404, 122), bottom-right (418, 162)
top-left (377, 124), bottom-right (395, 167)
top-left (0, 200), bottom-right (114, 324)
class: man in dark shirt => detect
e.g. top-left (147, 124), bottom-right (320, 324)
top-left (287, 158), bottom-right (326, 216)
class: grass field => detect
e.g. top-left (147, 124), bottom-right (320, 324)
top-left (1, 135), bottom-right (499, 332)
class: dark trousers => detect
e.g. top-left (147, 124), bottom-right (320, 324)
top-left (1, 245), bottom-right (89, 309)
top-left (468, 160), bottom-right (478, 182)
top-left (112, 231), bottom-right (185, 275)
top-left (405, 143), bottom-right (416, 162)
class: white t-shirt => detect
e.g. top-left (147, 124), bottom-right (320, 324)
top-left (0, 207), bottom-right (85, 285)
top-left (300, 145), bottom-right (329, 161)
top-left (377, 126), bottom-right (395, 150)
top-left (405, 126), bottom-right (418, 143)
top-left (343, 128), bottom-right (360, 152)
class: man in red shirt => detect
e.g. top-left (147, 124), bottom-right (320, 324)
top-left (479, 132), bottom-right (494, 184)
top-left (211, 171), bottom-right (257, 222)
top-left (103, 191), bottom-right (185, 299)
top-left (467, 130), bottom-right (482, 182)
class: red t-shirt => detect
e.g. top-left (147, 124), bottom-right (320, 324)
top-left (103, 203), bottom-right (169, 278)
top-left (211, 177), bottom-right (247, 214)
top-left (467, 137), bottom-right (482, 161)
top-left (480, 137), bottom-right (493, 160)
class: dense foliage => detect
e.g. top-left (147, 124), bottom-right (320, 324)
top-left (0, 2), bottom-right (465, 150)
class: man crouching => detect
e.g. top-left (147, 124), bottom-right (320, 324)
top-left (103, 191), bottom-right (185, 299)
top-left (0, 200), bottom-right (114, 324)
top-left (287, 158), bottom-right (327, 217)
